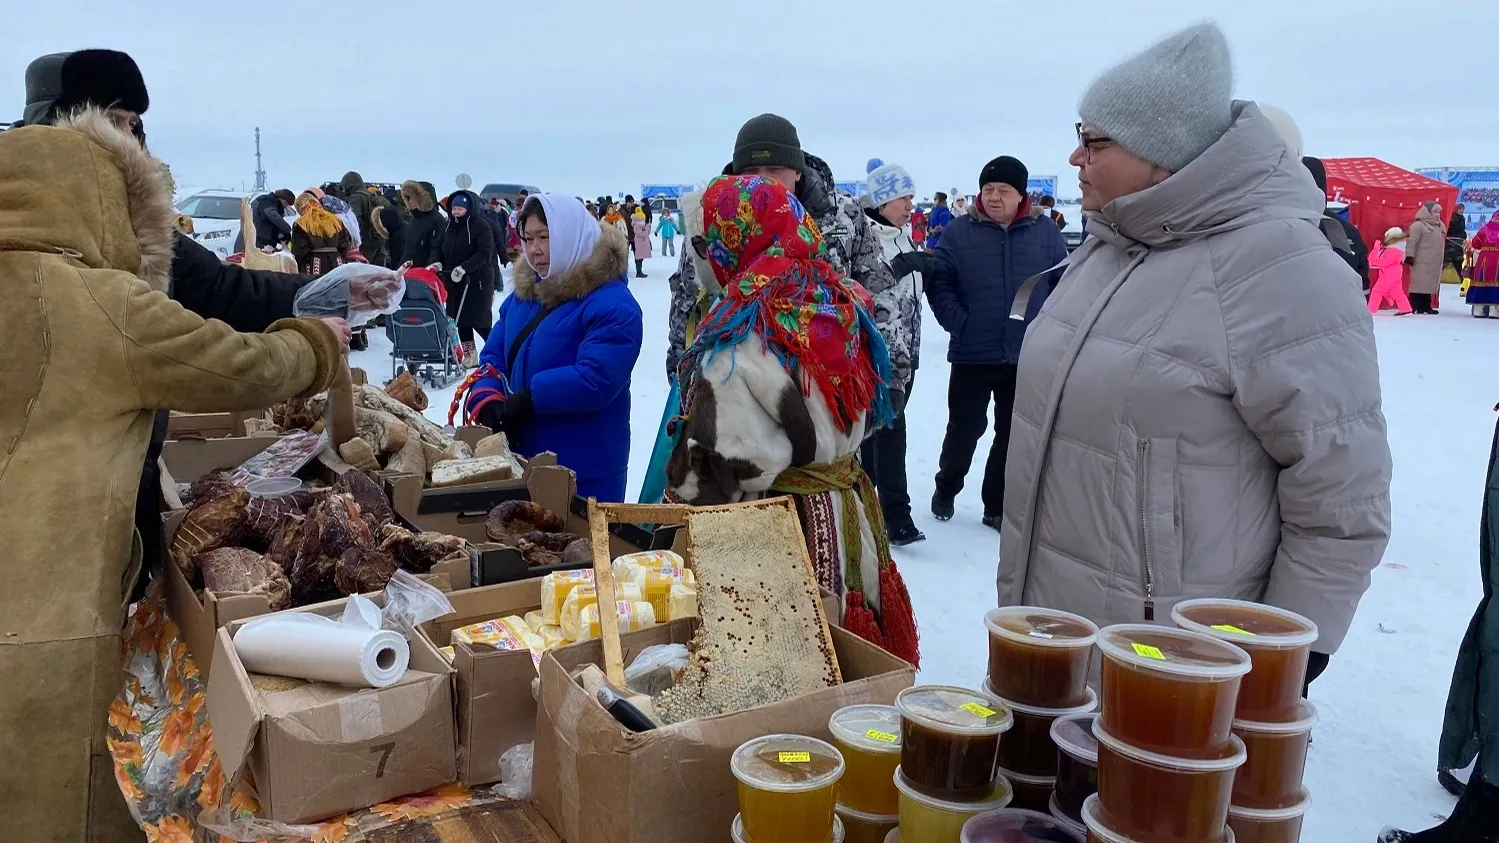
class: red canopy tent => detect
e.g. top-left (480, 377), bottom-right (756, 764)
top-left (1322, 157), bottom-right (1459, 250)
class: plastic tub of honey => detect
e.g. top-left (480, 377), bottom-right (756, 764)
top-left (961, 808), bottom-right (1086, 842)
top-left (1049, 713), bottom-right (1099, 822)
top-left (732, 734), bottom-right (844, 843)
top-left (838, 803), bottom-right (898, 843)
top-left (1227, 792), bottom-right (1309, 843)
top-left (830, 704), bottom-right (903, 815)
top-left (895, 685), bottom-right (1013, 800)
top-left (1231, 702), bottom-right (1317, 811)
top-left (733, 812), bottom-right (846, 843)
top-left (1093, 720), bottom-right (1245, 842)
top-left (985, 607), bottom-right (1099, 708)
top-left (1172, 598), bottom-right (1319, 723)
top-left (997, 767), bottom-right (1056, 814)
top-left (894, 766), bottom-right (1013, 843)
top-left (1080, 794), bottom-right (1235, 843)
top-left (1097, 624), bottom-right (1251, 758)
top-left (983, 680), bottom-right (1096, 778)
top-left (1047, 794), bottom-right (1087, 840)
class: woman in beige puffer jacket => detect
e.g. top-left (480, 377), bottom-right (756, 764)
top-left (1405, 201), bottom-right (1447, 314)
top-left (999, 102), bottom-right (1393, 671)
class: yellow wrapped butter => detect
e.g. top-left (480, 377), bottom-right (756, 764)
top-left (537, 624), bottom-right (567, 651)
top-left (560, 583), bottom-right (642, 641)
top-left (540, 570), bottom-right (594, 625)
top-left (612, 550), bottom-right (686, 585)
top-left (451, 615), bottom-right (544, 652)
top-left (523, 611), bottom-right (546, 633)
top-left (668, 582), bottom-right (699, 620)
top-left (575, 601), bottom-right (658, 642)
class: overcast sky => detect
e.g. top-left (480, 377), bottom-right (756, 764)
top-left (4, 1), bottom-right (1495, 200)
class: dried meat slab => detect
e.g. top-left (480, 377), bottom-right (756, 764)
top-left (197, 547), bottom-right (292, 611)
top-left (654, 499), bottom-right (840, 725)
top-left (170, 487), bottom-right (250, 575)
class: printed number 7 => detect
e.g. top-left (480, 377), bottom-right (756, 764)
top-left (370, 742), bottom-right (396, 778)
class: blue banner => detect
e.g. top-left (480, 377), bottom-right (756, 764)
top-left (1027, 176), bottom-right (1059, 202)
top-left (1416, 168), bottom-right (1499, 229)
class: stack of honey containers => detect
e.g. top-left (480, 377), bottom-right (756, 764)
top-left (1080, 598), bottom-right (1320, 843)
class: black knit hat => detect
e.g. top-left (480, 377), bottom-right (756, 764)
top-left (22, 49), bottom-right (149, 126)
top-left (732, 113), bottom-right (805, 175)
top-left (979, 156), bottom-right (1029, 195)
top-left (274, 189), bottom-right (296, 206)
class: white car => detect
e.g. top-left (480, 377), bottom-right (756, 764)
top-left (174, 190), bottom-right (270, 258)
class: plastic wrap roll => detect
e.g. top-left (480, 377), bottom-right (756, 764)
top-left (235, 614), bottom-right (410, 688)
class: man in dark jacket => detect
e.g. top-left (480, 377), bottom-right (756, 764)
top-left (1302, 156), bottom-right (1371, 293)
top-left (341, 170), bottom-right (390, 266)
top-left (401, 179), bottom-right (446, 268)
top-left (373, 204), bottom-right (408, 270)
top-left (250, 189), bottom-right (295, 249)
top-left (482, 196), bottom-right (510, 269)
top-left (926, 155), bottom-right (1067, 528)
top-left (427, 189), bottom-right (497, 366)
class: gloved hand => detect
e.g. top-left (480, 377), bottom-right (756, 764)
top-left (452, 265), bottom-right (466, 283)
top-left (477, 400), bottom-right (506, 433)
top-left (1403, 256), bottom-right (1414, 267)
top-left (500, 390), bottom-right (536, 432)
top-left (889, 251), bottom-right (929, 280)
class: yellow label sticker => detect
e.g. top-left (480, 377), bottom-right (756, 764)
top-left (778, 751), bottom-right (811, 763)
top-left (960, 702), bottom-right (997, 718)
top-left (865, 729), bottom-right (899, 744)
top-left (1132, 642), bottom-right (1167, 661)
top-left (1211, 624), bottom-right (1253, 636)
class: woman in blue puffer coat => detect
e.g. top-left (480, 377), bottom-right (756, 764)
top-left (458, 194), bottom-right (644, 500)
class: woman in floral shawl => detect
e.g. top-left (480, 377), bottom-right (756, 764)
top-left (666, 174), bottom-right (920, 666)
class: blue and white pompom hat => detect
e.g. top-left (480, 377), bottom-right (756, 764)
top-left (866, 157), bottom-right (916, 208)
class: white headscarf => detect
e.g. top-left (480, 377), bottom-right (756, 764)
top-left (522, 193), bottom-right (601, 280)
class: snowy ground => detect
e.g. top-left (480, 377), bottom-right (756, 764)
top-left (352, 254), bottom-right (1498, 842)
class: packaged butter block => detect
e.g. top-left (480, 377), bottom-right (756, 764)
top-left (537, 624), bottom-right (567, 651)
top-left (612, 550), bottom-right (686, 585)
top-left (560, 583), bottom-right (643, 641)
top-left (575, 601), bottom-right (658, 642)
top-left (668, 582), bottom-right (699, 621)
top-left (541, 569), bottom-right (594, 625)
top-left (523, 610), bottom-right (546, 633)
top-left (451, 615), bottom-right (544, 653)
top-left (439, 646), bottom-right (456, 661)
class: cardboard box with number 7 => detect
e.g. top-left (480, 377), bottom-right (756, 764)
top-left (206, 597), bottom-right (457, 824)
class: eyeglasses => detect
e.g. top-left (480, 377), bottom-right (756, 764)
top-left (1075, 122), bottom-right (1114, 162)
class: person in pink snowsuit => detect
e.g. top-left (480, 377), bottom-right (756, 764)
top-left (1368, 226), bottom-right (1413, 316)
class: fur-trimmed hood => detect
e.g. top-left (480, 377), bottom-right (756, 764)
top-left (0, 106), bottom-right (175, 291)
top-left (512, 222), bottom-right (629, 307)
top-left (400, 180), bottom-right (435, 213)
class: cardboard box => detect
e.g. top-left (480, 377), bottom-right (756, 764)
top-left (159, 437), bottom-right (468, 678)
top-left (531, 620), bottom-right (915, 843)
top-left (398, 464), bottom-right (660, 586)
top-left (422, 579), bottom-right (547, 785)
top-left (206, 600), bottom-right (458, 825)
top-left (165, 409), bottom-right (265, 440)
top-left (383, 427), bottom-right (557, 527)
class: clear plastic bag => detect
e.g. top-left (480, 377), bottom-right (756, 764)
top-left (624, 643), bottom-right (689, 696)
top-left (293, 262), bottom-right (410, 327)
top-left (381, 569), bottom-right (455, 635)
top-left (491, 743), bottom-right (534, 800)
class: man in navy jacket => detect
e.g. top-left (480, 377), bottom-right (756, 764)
top-left (925, 156), bottom-right (1067, 529)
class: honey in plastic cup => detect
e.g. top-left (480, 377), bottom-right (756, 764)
top-left (1093, 720), bottom-right (1246, 842)
top-left (1227, 792), bottom-right (1310, 843)
top-left (985, 607), bottom-right (1099, 708)
top-left (837, 803), bottom-right (898, 843)
top-left (732, 734), bottom-right (845, 843)
top-left (895, 685), bottom-right (1014, 800)
top-left (1048, 793), bottom-right (1088, 840)
top-left (1171, 598), bottom-right (1319, 724)
top-left (1080, 794), bottom-right (1236, 843)
top-left (1231, 702), bottom-right (1318, 811)
top-left (1097, 624), bottom-right (1251, 758)
top-left (830, 705), bottom-right (904, 816)
top-left (998, 767), bottom-right (1056, 814)
top-left (1049, 713), bottom-right (1099, 822)
top-left (961, 807), bottom-right (1086, 842)
top-left (894, 767), bottom-right (1013, 843)
top-left (984, 679), bottom-right (1097, 778)
top-left (733, 812), bottom-right (846, 843)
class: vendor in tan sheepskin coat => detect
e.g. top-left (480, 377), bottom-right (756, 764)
top-left (0, 108), bottom-right (344, 842)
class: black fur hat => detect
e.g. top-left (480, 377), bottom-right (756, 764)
top-left (23, 49), bottom-right (149, 126)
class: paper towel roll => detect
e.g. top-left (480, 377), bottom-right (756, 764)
top-left (235, 614), bottom-right (410, 688)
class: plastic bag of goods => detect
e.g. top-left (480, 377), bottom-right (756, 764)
top-left (293, 261), bottom-right (409, 327)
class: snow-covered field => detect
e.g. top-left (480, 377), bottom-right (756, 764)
top-left (352, 253), bottom-right (1497, 842)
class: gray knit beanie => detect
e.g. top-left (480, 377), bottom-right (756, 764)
top-left (1078, 22), bottom-right (1234, 172)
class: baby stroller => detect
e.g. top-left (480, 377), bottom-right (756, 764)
top-left (386, 266), bottom-right (463, 388)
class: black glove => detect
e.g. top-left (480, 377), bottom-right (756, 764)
top-left (477, 400), bottom-right (506, 433)
top-left (889, 251), bottom-right (929, 280)
top-left (500, 390), bottom-right (536, 432)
